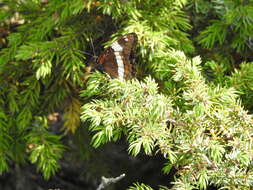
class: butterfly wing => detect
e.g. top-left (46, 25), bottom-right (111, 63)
top-left (117, 33), bottom-right (137, 57)
top-left (95, 33), bottom-right (138, 79)
top-left (96, 48), bottom-right (119, 78)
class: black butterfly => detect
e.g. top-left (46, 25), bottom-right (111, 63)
top-left (91, 33), bottom-right (138, 79)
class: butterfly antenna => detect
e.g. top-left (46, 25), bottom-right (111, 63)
top-left (90, 37), bottom-right (97, 58)
top-left (82, 51), bottom-right (93, 56)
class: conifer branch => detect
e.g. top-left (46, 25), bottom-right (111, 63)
top-left (1, 0), bottom-right (253, 189)
top-left (96, 173), bottom-right (126, 190)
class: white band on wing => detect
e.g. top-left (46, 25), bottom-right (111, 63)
top-left (111, 41), bottom-right (123, 52)
top-left (114, 52), bottom-right (124, 79)
top-left (111, 41), bottom-right (125, 79)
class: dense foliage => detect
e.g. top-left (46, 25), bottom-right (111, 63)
top-left (1, 0), bottom-right (253, 189)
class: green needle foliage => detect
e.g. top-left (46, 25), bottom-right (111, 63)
top-left (26, 117), bottom-right (65, 179)
top-left (189, 0), bottom-right (253, 71)
top-left (1, 0), bottom-right (253, 189)
top-left (128, 183), bottom-right (153, 190)
top-left (81, 51), bottom-right (253, 189)
top-left (81, 75), bottom-right (173, 152)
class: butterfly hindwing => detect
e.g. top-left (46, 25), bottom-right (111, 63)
top-left (96, 48), bottom-right (119, 78)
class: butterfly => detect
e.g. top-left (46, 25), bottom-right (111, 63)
top-left (91, 33), bottom-right (138, 79)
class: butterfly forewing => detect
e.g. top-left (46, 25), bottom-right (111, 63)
top-left (117, 33), bottom-right (137, 57)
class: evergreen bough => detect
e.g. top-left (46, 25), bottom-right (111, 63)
top-left (0, 0), bottom-right (253, 189)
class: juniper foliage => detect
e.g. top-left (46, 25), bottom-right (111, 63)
top-left (0, 0), bottom-right (253, 189)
